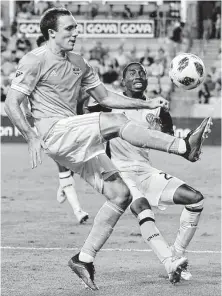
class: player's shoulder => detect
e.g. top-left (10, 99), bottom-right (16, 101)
top-left (67, 51), bottom-right (88, 70)
top-left (20, 46), bottom-right (47, 65)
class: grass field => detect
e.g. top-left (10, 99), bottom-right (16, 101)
top-left (1, 144), bottom-right (221, 296)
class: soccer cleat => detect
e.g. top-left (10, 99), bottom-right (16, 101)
top-left (182, 117), bottom-right (212, 162)
top-left (68, 253), bottom-right (98, 291)
top-left (57, 186), bottom-right (67, 204)
top-left (181, 268), bottom-right (192, 281)
top-left (164, 256), bottom-right (188, 284)
top-left (170, 246), bottom-right (192, 281)
top-left (74, 210), bottom-right (89, 224)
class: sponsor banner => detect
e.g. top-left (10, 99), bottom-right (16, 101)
top-left (1, 116), bottom-right (221, 145)
top-left (17, 20), bottom-right (154, 38)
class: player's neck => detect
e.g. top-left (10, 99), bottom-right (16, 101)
top-left (123, 91), bottom-right (145, 100)
top-left (47, 41), bottom-right (66, 58)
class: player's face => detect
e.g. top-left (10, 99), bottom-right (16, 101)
top-left (54, 15), bottom-right (78, 51)
top-left (124, 64), bottom-right (147, 95)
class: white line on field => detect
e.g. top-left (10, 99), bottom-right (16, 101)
top-left (1, 246), bottom-right (221, 254)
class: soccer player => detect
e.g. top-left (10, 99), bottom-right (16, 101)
top-left (79, 63), bottom-right (212, 284)
top-left (23, 34), bottom-right (89, 224)
top-left (4, 8), bottom-right (211, 290)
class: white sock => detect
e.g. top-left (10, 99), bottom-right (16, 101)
top-left (178, 139), bottom-right (187, 154)
top-left (59, 171), bottom-right (81, 213)
top-left (174, 206), bottom-right (203, 254)
top-left (138, 209), bottom-right (172, 263)
top-left (79, 252), bottom-right (94, 263)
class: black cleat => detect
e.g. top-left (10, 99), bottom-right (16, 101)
top-left (68, 253), bottom-right (98, 291)
top-left (182, 117), bottom-right (212, 162)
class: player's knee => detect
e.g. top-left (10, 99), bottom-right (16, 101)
top-left (186, 191), bottom-right (204, 211)
top-left (130, 198), bottom-right (151, 217)
top-left (100, 113), bottom-right (128, 140)
top-left (191, 190), bottom-right (204, 205)
top-left (103, 173), bottom-right (132, 209)
top-left (113, 182), bottom-right (132, 209)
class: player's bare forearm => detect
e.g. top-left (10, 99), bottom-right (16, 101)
top-left (5, 89), bottom-right (36, 142)
top-left (5, 89), bottom-right (42, 168)
top-left (88, 85), bottom-right (169, 110)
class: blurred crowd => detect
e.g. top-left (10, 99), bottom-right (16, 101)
top-left (1, 1), bottom-right (221, 106)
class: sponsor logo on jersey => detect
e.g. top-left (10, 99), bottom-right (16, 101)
top-left (15, 71), bottom-right (23, 77)
top-left (146, 113), bottom-right (155, 123)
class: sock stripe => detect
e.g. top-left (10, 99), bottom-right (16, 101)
top-left (139, 217), bottom-right (155, 226)
top-left (59, 175), bottom-right (72, 179)
top-left (185, 206), bottom-right (203, 213)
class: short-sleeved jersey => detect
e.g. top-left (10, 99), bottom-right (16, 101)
top-left (110, 108), bottom-right (161, 164)
top-left (109, 95), bottom-right (174, 164)
top-left (11, 45), bottom-right (101, 138)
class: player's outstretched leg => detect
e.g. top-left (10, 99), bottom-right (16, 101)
top-left (68, 172), bottom-right (132, 290)
top-left (182, 117), bottom-right (213, 162)
top-left (171, 184), bottom-right (205, 280)
top-left (130, 198), bottom-right (188, 284)
top-left (56, 163), bottom-right (89, 224)
top-left (100, 113), bottom-right (212, 163)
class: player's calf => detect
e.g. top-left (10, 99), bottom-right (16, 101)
top-left (174, 197), bottom-right (204, 257)
top-left (130, 199), bottom-right (188, 283)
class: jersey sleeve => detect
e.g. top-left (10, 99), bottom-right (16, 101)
top-left (81, 59), bottom-right (102, 91)
top-left (11, 53), bottom-right (41, 96)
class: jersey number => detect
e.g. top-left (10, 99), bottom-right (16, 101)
top-left (159, 172), bottom-right (173, 180)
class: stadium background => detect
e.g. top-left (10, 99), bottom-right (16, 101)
top-left (1, 0), bottom-right (221, 144)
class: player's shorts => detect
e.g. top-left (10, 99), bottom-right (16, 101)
top-left (43, 113), bottom-right (105, 163)
top-left (112, 160), bottom-right (184, 210)
top-left (77, 153), bottom-right (118, 193)
top-left (42, 113), bottom-right (118, 193)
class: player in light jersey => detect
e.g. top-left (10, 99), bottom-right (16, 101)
top-left (5, 8), bottom-right (212, 290)
top-left (80, 63), bottom-right (212, 283)
top-left (21, 35), bottom-right (89, 224)
top-left (109, 63), bottom-right (211, 282)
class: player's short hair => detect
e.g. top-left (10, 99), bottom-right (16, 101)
top-left (122, 62), bottom-right (147, 79)
top-left (40, 7), bottom-right (72, 40)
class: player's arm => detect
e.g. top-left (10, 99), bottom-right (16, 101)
top-left (81, 59), bottom-right (169, 110)
top-left (5, 89), bottom-right (42, 168)
top-left (87, 84), bottom-right (169, 110)
top-left (5, 53), bottom-right (42, 168)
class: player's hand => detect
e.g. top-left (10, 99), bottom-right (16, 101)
top-left (27, 134), bottom-right (42, 169)
top-left (147, 97), bottom-right (169, 110)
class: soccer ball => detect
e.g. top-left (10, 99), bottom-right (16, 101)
top-left (169, 53), bottom-right (206, 90)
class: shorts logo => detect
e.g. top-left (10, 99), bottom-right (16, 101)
top-left (16, 71), bottom-right (23, 77)
top-left (159, 172), bottom-right (173, 180)
top-left (73, 67), bottom-right (81, 75)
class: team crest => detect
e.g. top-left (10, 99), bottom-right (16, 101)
top-left (15, 71), bottom-right (23, 77)
top-left (72, 67), bottom-right (81, 75)
top-left (146, 113), bottom-right (155, 123)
